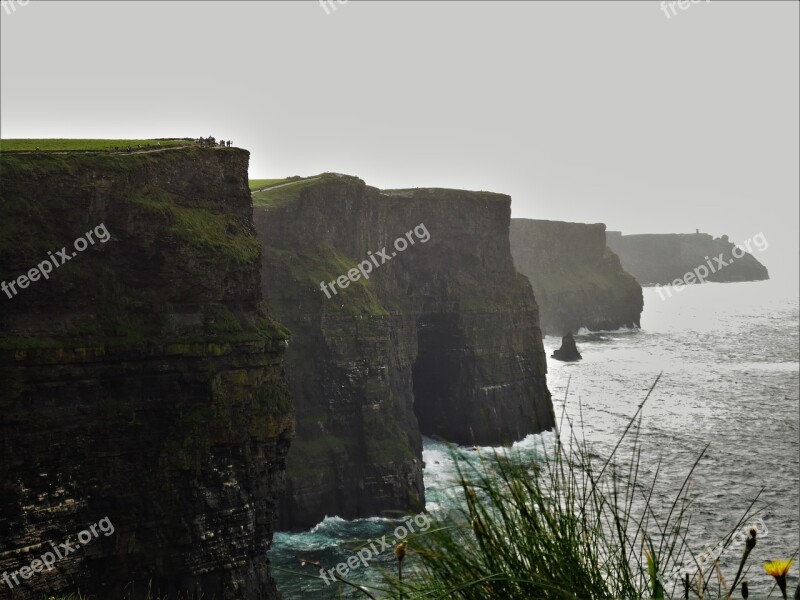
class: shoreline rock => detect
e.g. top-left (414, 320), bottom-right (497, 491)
top-left (551, 333), bottom-right (582, 362)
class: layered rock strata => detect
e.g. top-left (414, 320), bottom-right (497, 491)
top-left (0, 147), bottom-right (292, 600)
top-left (253, 174), bottom-right (555, 530)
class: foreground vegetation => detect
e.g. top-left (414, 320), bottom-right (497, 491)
top-left (373, 379), bottom-right (797, 599)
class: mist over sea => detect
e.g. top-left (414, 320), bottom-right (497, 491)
top-left (270, 279), bottom-right (800, 598)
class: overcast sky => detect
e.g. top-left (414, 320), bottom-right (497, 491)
top-left (2, 1), bottom-right (798, 283)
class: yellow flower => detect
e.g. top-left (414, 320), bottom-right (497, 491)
top-left (764, 560), bottom-right (793, 599)
top-left (764, 560), bottom-right (794, 578)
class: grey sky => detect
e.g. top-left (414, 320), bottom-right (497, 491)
top-left (2, 1), bottom-right (798, 283)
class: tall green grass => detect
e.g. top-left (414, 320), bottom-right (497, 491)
top-left (369, 376), bottom-right (794, 600)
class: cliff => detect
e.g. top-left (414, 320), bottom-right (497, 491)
top-left (253, 174), bottom-right (555, 531)
top-left (0, 148), bottom-right (293, 599)
top-left (509, 219), bottom-right (643, 336)
top-left (605, 231), bottom-right (770, 285)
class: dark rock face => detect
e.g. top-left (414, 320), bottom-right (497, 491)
top-left (605, 231), bottom-right (769, 285)
top-left (0, 148), bottom-right (293, 600)
top-left (254, 174), bottom-right (555, 531)
top-left (510, 219), bottom-right (643, 336)
top-left (551, 333), bottom-right (582, 362)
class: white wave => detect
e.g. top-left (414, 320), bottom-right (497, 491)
top-left (309, 515), bottom-right (347, 533)
top-left (574, 325), bottom-right (640, 336)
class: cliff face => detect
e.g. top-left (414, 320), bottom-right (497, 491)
top-left (509, 219), bottom-right (643, 336)
top-left (0, 148), bottom-right (293, 600)
top-left (605, 232), bottom-right (770, 285)
top-left (254, 174), bottom-right (555, 531)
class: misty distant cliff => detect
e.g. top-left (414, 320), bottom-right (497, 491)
top-left (606, 231), bottom-right (769, 286)
top-left (253, 174), bottom-right (555, 531)
top-left (510, 219), bottom-right (643, 336)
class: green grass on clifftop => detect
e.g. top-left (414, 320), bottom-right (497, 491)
top-left (1, 138), bottom-right (191, 152)
top-left (248, 178), bottom-right (291, 190)
top-left (250, 173), bottom-right (364, 208)
top-left (251, 177), bottom-right (322, 208)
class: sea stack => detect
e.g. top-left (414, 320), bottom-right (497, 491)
top-left (552, 333), bottom-right (582, 362)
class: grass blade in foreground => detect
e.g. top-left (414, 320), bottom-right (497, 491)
top-left (381, 378), bottom-right (768, 600)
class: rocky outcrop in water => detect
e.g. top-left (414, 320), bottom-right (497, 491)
top-left (0, 148), bottom-right (292, 600)
top-left (509, 219), bottom-right (643, 335)
top-left (605, 231), bottom-right (770, 285)
top-left (253, 174), bottom-right (555, 531)
top-left (551, 333), bottom-right (582, 362)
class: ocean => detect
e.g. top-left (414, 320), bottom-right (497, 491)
top-left (269, 280), bottom-right (800, 599)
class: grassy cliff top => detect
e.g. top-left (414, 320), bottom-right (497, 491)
top-left (381, 187), bottom-right (510, 202)
top-left (250, 173), bottom-right (365, 208)
top-left (0, 138), bottom-right (195, 152)
top-left (249, 178), bottom-right (293, 190)
top-left (251, 172), bottom-right (510, 208)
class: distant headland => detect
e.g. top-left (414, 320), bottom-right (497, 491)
top-left (606, 230), bottom-right (769, 286)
